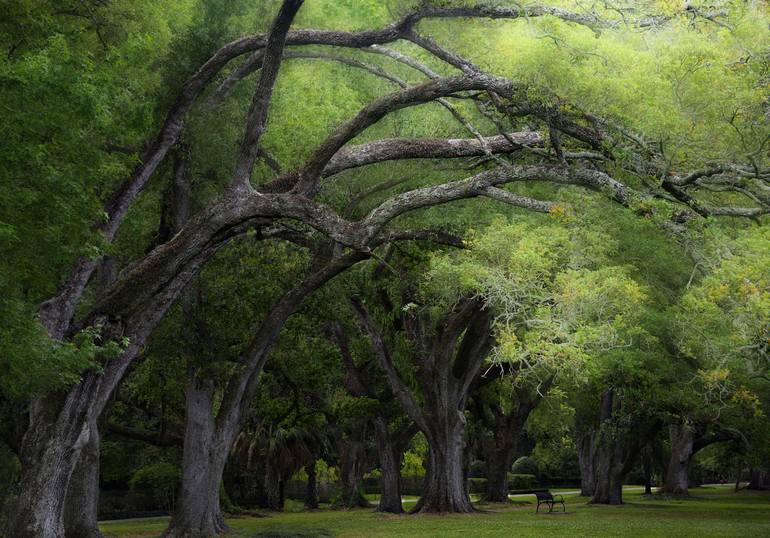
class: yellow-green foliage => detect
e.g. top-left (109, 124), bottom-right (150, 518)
top-left (420, 0), bottom-right (769, 169)
top-left (425, 215), bottom-right (648, 382)
top-left (675, 226), bottom-right (770, 368)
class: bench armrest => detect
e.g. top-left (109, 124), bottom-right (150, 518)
top-left (552, 494), bottom-right (564, 501)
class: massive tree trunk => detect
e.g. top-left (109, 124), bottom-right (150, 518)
top-left (63, 420), bottom-right (102, 538)
top-left (484, 443), bottom-right (515, 502)
top-left (662, 423), bottom-right (694, 496)
top-left (5, 339), bottom-right (147, 538)
top-left (164, 374), bottom-right (230, 538)
top-left (162, 250), bottom-right (368, 537)
top-left (589, 390), bottom-right (659, 505)
top-left (415, 418), bottom-right (472, 513)
top-left (592, 455), bottom-right (625, 505)
top-left (372, 417), bottom-right (403, 514)
top-left (590, 390), bottom-right (627, 505)
top-left (479, 381), bottom-right (551, 503)
top-left (578, 432), bottom-right (598, 497)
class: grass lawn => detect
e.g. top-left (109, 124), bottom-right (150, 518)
top-left (100, 486), bottom-right (770, 538)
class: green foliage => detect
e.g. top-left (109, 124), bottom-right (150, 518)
top-left (468, 477), bottom-right (488, 494)
top-left (0, 0), bottom-right (191, 398)
top-left (401, 432), bottom-right (428, 477)
top-left (674, 227), bottom-right (770, 373)
top-left (0, 308), bottom-right (128, 399)
top-left (129, 462), bottom-right (181, 511)
top-left (512, 456), bottom-right (540, 476)
top-left (425, 214), bottom-right (649, 386)
top-left (508, 473), bottom-right (538, 490)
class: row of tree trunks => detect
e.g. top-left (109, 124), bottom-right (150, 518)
top-left (326, 320), bottom-right (417, 513)
top-left (577, 389), bottom-right (660, 505)
top-left (478, 379), bottom-right (553, 503)
top-left (351, 295), bottom-right (494, 513)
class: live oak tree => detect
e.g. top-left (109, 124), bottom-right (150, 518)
top-left (326, 320), bottom-right (419, 513)
top-left (661, 227), bottom-right (770, 495)
top-left (2, 1), bottom-right (769, 535)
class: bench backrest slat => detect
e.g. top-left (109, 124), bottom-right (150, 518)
top-left (535, 491), bottom-right (554, 501)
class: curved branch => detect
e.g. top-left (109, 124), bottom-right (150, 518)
top-left (230, 0), bottom-right (304, 191)
top-left (286, 73), bottom-right (515, 194)
top-left (358, 164), bottom-right (631, 238)
top-left (323, 131), bottom-right (541, 178)
top-left (350, 297), bottom-right (429, 432)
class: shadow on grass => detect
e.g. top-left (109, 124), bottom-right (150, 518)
top-left (245, 527), bottom-right (333, 537)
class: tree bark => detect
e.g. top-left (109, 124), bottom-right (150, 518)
top-left (304, 461), bottom-right (319, 509)
top-left (578, 432), bottom-right (597, 497)
top-left (662, 423), bottom-right (694, 496)
top-left (337, 437), bottom-right (370, 508)
top-left (592, 458), bottom-right (625, 505)
top-left (373, 417), bottom-right (403, 514)
top-left (484, 444), bottom-right (515, 502)
top-left (4, 344), bottom-right (144, 538)
top-left (590, 390), bottom-right (628, 505)
top-left (641, 445), bottom-right (653, 495)
top-left (747, 469), bottom-right (767, 491)
top-left (163, 374), bottom-right (229, 538)
top-left (589, 390), bottom-right (658, 505)
top-left (264, 463), bottom-right (284, 511)
top-left (63, 420), bottom-right (102, 538)
top-left (413, 419), bottom-right (473, 513)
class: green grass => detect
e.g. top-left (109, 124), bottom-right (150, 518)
top-left (100, 486), bottom-right (770, 538)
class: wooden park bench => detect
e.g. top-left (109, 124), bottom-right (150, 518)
top-left (534, 490), bottom-right (565, 513)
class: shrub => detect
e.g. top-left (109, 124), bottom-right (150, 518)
top-left (129, 462), bottom-right (180, 512)
top-left (468, 477), bottom-right (487, 494)
top-left (469, 459), bottom-right (486, 478)
top-left (508, 473), bottom-right (537, 490)
top-left (511, 456), bottom-right (539, 476)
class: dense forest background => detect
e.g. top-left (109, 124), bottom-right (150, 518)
top-left (0, 1), bottom-right (768, 537)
